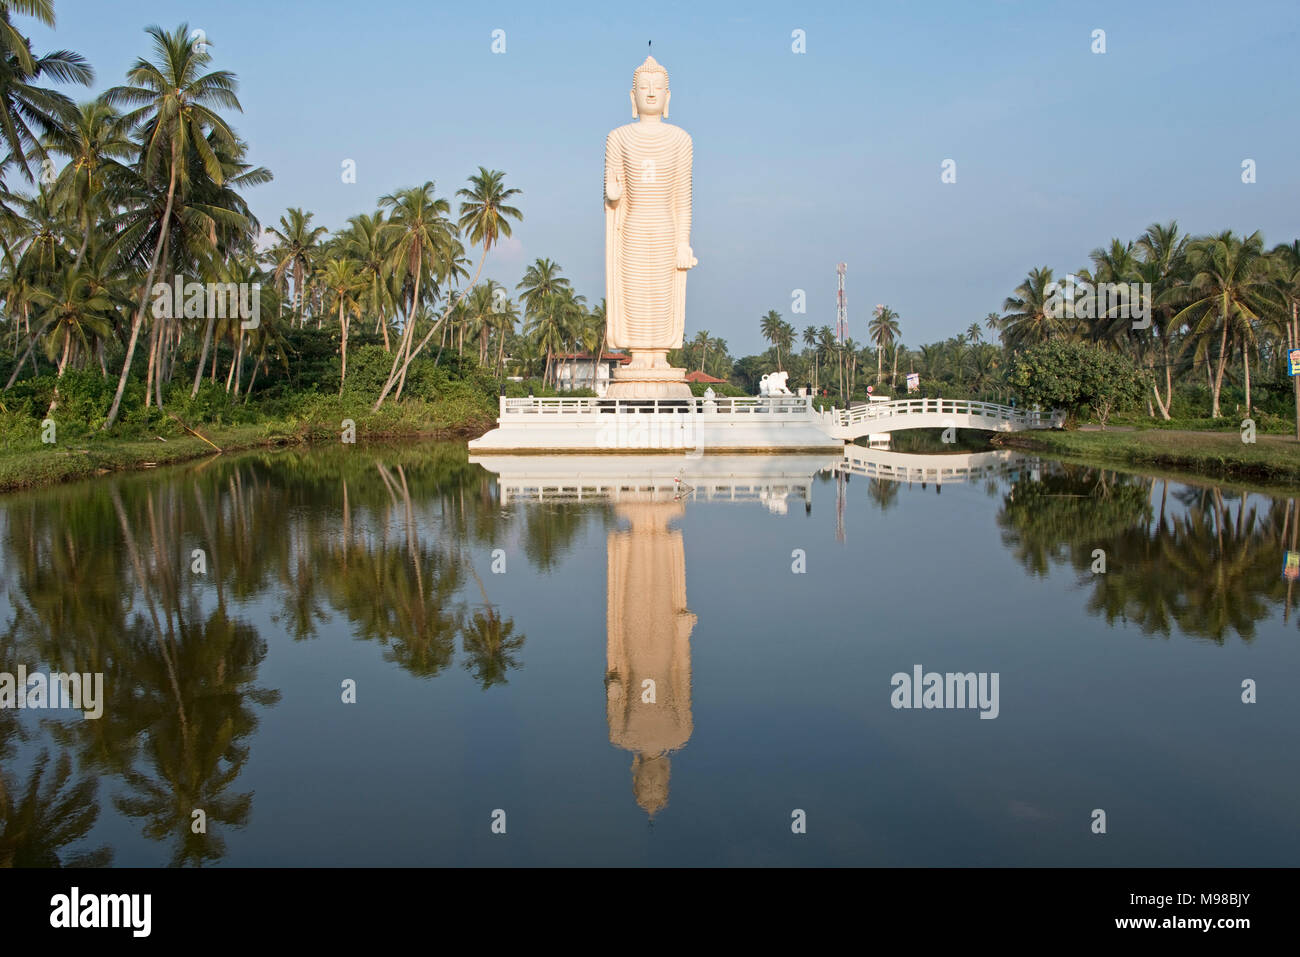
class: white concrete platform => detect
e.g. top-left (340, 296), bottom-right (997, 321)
top-left (468, 395), bottom-right (844, 454)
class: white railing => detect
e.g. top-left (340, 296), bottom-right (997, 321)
top-left (829, 398), bottom-right (1061, 433)
top-left (500, 395), bottom-right (814, 416)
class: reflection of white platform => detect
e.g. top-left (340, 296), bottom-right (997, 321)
top-left (468, 395), bottom-right (843, 453)
top-left (469, 453), bottom-right (840, 504)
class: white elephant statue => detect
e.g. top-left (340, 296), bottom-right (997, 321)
top-left (759, 371), bottom-right (793, 397)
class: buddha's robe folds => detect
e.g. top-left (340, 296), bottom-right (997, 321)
top-left (604, 122), bottom-right (693, 351)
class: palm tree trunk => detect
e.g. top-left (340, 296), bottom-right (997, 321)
top-left (375, 244), bottom-right (489, 410)
top-left (244, 349), bottom-right (263, 403)
top-left (339, 300), bottom-right (349, 396)
top-left (105, 151), bottom-right (179, 429)
top-left (233, 332), bottom-right (244, 395)
top-left (1243, 345), bottom-right (1251, 415)
top-left (382, 256), bottom-right (422, 403)
top-left (1211, 317), bottom-right (1229, 417)
top-left (73, 213), bottom-right (91, 271)
top-left (154, 317), bottom-right (167, 409)
top-left (4, 319), bottom-right (55, 390)
top-left (225, 330), bottom-right (241, 393)
top-left (192, 315), bottom-right (216, 398)
top-left (45, 331), bottom-right (72, 416)
top-left (144, 316), bottom-right (160, 408)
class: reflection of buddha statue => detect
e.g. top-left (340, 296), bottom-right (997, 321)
top-left (603, 56), bottom-right (696, 398)
top-left (605, 502), bottom-right (695, 816)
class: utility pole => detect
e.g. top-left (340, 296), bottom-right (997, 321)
top-left (836, 263), bottom-right (847, 407)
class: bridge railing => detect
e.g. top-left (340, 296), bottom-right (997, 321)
top-left (831, 398), bottom-right (1057, 428)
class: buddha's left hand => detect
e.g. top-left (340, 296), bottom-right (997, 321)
top-left (676, 243), bottom-right (698, 270)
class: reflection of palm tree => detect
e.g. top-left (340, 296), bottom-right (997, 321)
top-left (999, 468), bottom-right (1291, 642)
top-left (461, 609), bottom-right (525, 689)
top-left (998, 468), bottom-right (1150, 576)
top-left (0, 752), bottom-right (112, 868)
top-left (522, 502), bottom-right (606, 571)
top-left (112, 605), bottom-right (275, 866)
top-left (1160, 492), bottom-right (1274, 642)
top-left (866, 478), bottom-right (900, 512)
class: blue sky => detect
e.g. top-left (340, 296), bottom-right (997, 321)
top-left (35, 0), bottom-right (1300, 353)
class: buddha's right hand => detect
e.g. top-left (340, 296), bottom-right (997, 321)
top-left (606, 172), bottom-right (623, 204)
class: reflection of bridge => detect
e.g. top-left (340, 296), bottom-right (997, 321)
top-left (827, 398), bottom-right (1063, 440)
top-left (835, 445), bottom-right (1039, 484)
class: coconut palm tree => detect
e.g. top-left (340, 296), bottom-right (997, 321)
top-left (801, 325), bottom-right (819, 390)
top-left (760, 309), bottom-right (786, 369)
top-left (104, 131), bottom-right (264, 409)
top-left (340, 211), bottom-right (393, 349)
top-left (0, 2), bottom-right (90, 185)
top-left (776, 319), bottom-right (795, 370)
top-left (373, 168), bottom-right (521, 408)
top-left (868, 304), bottom-right (900, 383)
top-left (1135, 221), bottom-right (1190, 419)
top-left (518, 257), bottom-right (571, 384)
top-left (265, 207), bottom-right (325, 326)
top-left (44, 98), bottom-right (132, 268)
top-left (321, 256), bottom-right (364, 394)
top-left (1164, 230), bottom-right (1271, 418)
top-left (29, 264), bottom-right (111, 412)
top-left (495, 295), bottom-right (519, 378)
top-left (1002, 266), bottom-right (1059, 350)
top-left (101, 22), bottom-right (243, 429)
top-left (371, 182), bottom-right (452, 398)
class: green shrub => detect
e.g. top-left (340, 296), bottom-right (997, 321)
top-left (1006, 341), bottom-right (1150, 426)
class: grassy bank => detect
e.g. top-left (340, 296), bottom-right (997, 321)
top-left (994, 428), bottom-right (1300, 483)
top-left (0, 395), bottom-right (495, 494)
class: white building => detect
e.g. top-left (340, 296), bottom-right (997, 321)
top-left (553, 352), bottom-right (631, 396)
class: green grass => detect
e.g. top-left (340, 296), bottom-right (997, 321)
top-left (996, 428), bottom-right (1300, 483)
top-left (0, 396), bottom-right (495, 494)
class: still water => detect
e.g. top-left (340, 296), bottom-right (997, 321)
top-left (1, 441), bottom-right (1297, 866)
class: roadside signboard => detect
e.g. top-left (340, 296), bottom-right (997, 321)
top-left (1285, 551), bottom-right (1300, 581)
top-left (906, 373), bottom-right (919, 393)
top-left (1289, 349), bottom-right (1300, 376)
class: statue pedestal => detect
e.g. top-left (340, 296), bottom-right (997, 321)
top-left (605, 349), bottom-right (692, 399)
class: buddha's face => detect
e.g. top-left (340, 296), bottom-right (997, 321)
top-left (632, 70), bottom-right (669, 118)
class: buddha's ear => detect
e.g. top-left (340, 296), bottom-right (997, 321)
top-left (663, 90), bottom-right (670, 119)
top-left (630, 90), bottom-right (637, 118)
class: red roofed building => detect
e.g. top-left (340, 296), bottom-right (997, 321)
top-left (684, 370), bottom-right (726, 384)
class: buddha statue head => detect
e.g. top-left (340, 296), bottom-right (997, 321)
top-left (631, 55), bottom-right (670, 119)
top-left (632, 753), bottom-right (671, 816)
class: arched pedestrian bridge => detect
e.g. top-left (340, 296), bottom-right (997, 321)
top-left (826, 398), bottom-right (1063, 441)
